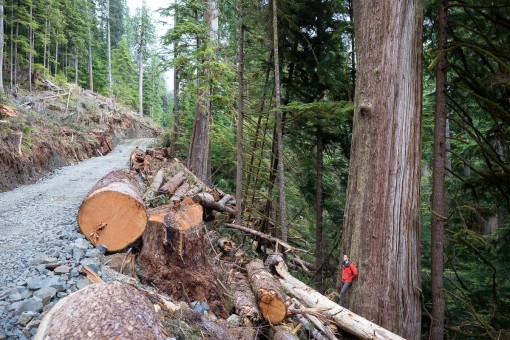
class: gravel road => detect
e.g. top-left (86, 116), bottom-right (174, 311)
top-left (0, 138), bottom-right (154, 339)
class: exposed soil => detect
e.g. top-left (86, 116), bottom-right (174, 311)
top-left (0, 87), bottom-right (160, 192)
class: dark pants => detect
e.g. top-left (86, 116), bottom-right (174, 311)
top-left (339, 281), bottom-right (351, 306)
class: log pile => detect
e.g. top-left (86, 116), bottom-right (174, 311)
top-left (70, 145), bottom-right (407, 340)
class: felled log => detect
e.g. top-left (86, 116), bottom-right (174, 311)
top-left (143, 168), bottom-right (165, 201)
top-left (7, 131), bottom-right (23, 156)
top-left (137, 201), bottom-right (228, 318)
top-left (159, 170), bottom-right (185, 194)
top-left (36, 74), bottom-right (62, 92)
top-left (35, 282), bottom-right (163, 340)
top-left (193, 193), bottom-right (236, 215)
top-left (269, 254), bottom-right (405, 340)
top-left (230, 272), bottom-right (261, 325)
top-left (181, 309), bottom-right (256, 340)
top-left (289, 298), bottom-right (336, 340)
top-left (91, 129), bottom-right (112, 155)
top-left (170, 182), bottom-right (191, 203)
top-left (246, 259), bottom-right (287, 324)
top-left (77, 170), bottom-right (147, 251)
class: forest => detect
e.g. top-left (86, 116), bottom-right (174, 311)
top-left (0, 0), bottom-right (508, 338)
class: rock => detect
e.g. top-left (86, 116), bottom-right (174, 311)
top-left (226, 314), bottom-right (240, 326)
top-left (73, 238), bottom-right (92, 250)
top-left (73, 248), bottom-right (85, 261)
top-left (26, 318), bottom-right (41, 330)
top-left (54, 265), bottom-right (71, 274)
top-left (43, 257), bottom-right (58, 264)
top-left (12, 297), bottom-right (43, 313)
top-left (57, 292), bottom-right (68, 298)
top-left (95, 244), bottom-right (108, 255)
top-left (17, 312), bottom-right (36, 326)
top-left (33, 287), bottom-right (57, 306)
top-left (27, 277), bottom-right (66, 292)
top-left (80, 258), bottom-right (100, 273)
top-left (76, 279), bottom-right (90, 290)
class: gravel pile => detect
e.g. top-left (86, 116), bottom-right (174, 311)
top-left (0, 138), bottom-right (154, 340)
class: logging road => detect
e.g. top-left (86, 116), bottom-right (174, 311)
top-left (0, 138), bottom-right (154, 288)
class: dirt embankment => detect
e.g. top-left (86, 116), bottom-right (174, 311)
top-left (0, 87), bottom-right (161, 192)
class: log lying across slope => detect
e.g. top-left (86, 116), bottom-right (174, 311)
top-left (267, 254), bottom-right (405, 340)
top-left (77, 170), bottom-right (147, 251)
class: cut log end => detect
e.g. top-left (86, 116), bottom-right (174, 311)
top-left (78, 171), bottom-right (147, 251)
top-left (257, 288), bottom-right (287, 324)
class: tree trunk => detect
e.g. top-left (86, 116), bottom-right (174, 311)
top-left (77, 170), bottom-right (148, 251)
top-left (315, 124), bottom-right (324, 291)
top-left (269, 257), bottom-right (405, 340)
top-left (188, 0), bottom-right (216, 184)
top-left (87, 0), bottom-right (93, 91)
top-left (74, 45), bottom-right (79, 85)
top-left (430, 1), bottom-right (448, 338)
top-left (0, 0), bottom-right (4, 92)
top-left (28, 4), bottom-right (33, 91)
top-left (246, 259), bottom-right (287, 324)
top-left (35, 282), bottom-right (163, 339)
top-left (9, 4), bottom-right (13, 89)
top-left (160, 171), bottom-right (185, 195)
top-left (230, 271), bottom-right (261, 324)
top-left (106, 0), bottom-right (113, 94)
top-left (138, 36), bottom-right (144, 115)
top-left (342, 1), bottom-right (423, 338)
top-left (14, 19), bottom-right (18, 87)
top-left (272, 0), bottom-right (287, 245)
top-left (236, 19), bottom-right (245, 225)
top-left (54, 31), bottom-right (59, 76)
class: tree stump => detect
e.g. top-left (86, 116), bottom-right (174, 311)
top-left (137, 201), bottom-right (228, 318)
top-left (77, 170), bottom-right (147, 251)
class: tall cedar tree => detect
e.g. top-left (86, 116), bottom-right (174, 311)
top-left (342, 1), bottom-right (423, 337)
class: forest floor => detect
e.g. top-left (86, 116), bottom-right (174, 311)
top-left (0, 85), bottom-right (160, 192)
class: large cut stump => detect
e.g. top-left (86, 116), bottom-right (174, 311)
top-left (77, 170), bottom-right (147, 251)
top-left (138, 201), bottom-right (227, 318)
top-left (35, 282), bottom-right (163, 340)
top-left (246, 259), bottom-right (287, 324)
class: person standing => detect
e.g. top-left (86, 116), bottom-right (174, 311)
top-left (337, 254), bottom-right (358, 306)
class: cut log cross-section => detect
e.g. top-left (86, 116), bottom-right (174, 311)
top-left (246, 259), bottom-right (287, 324)
top-left (77, 170), bottom-right (148, 251)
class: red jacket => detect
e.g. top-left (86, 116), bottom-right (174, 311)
top-left (341, 261), bottom-right (358, 282)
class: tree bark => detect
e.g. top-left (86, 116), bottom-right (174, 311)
top-left (77, 170), bottom-right (148, 251)
top-left (28, 4), bottom-right (33, 91)
top-left (246, 259), bottom-right (287, 324)
top-left (230, 271), bottom-right (261, 324)
top-left (270, 257), bottom-right (405, 340)
top-left (430, 1), bottom-right (448, 338)
top-left (35, 282), bottom-right (163, 339)
top-left (0, 0), bottom-right (3, 92)
top-left (315, 124), bottom-right (324, 291)
top-left (193, 193), bottom-right (235, 215)
top-left (272, 0), bottom-right (288, 245)
top-left (160, 171), bottom-right (185, 195)
top-left (143, 168), bottom-right (165, 201)
top-left (236, 17), bottom-right (245, 225)
top-left (106, 0), bottom-right (113, 94)
top-left (342, 1), bottom-right (423, 338)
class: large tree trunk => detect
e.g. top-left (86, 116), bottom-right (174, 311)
top-left (28, 4), bottom-right (33, 91)
top-left (35, 282), bottom-right (163, 339)
top-left (77, 170), bottom-right (148, 251)
top-left (138, 40), bottom-right (144, 115)
top-left (342, 1), bottom-right (423, 338)
top-left (269, 257), bottom-right (405, 340)
top-left (430, 0), bottom-right (448, 338)
top-left (272, 0), bottom-right (288, 245)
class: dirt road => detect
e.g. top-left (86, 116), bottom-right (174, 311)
top-left (0, 138), bottom-right (154, 287)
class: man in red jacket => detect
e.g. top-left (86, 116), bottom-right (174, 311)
top-left (338, 254), bottom-right (358, 306)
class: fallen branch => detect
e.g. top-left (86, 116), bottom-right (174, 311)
top-left (194, 193), bottom-right (236, 215)
top-left (225, 223), bottom-right (308, 254)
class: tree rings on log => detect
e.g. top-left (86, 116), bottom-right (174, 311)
top-left (77, 170), bottom-right (147, 251)
top-left (257, 288), bottom-right (287, 324)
